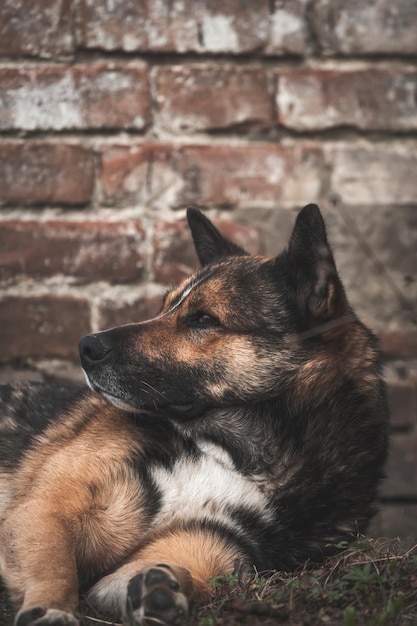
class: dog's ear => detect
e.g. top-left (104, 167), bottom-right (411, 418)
top-left (287, 204), bottom-right (346, 322)
top-left (187, 207), bottom-right (248, 266)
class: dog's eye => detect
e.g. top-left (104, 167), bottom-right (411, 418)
top-left (187, 311), bottom-right (220, 329)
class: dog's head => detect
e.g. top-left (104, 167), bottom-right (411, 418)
top-left (80, 204), bottom-right (350, 418)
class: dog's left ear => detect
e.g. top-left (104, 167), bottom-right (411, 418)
top-left (287, 204), bottom-right (346, 322)
top-left (187, 207), bottom-right (248, 266)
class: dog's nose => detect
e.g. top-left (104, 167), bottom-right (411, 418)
top-left (79, 334), bottom-right (111, 366)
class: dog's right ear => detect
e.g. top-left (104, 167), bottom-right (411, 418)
top-left (187, 208), bottom-right (248, 266)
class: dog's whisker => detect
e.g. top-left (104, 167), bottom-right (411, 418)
top-left (139, 380), bottom-right (167, 401)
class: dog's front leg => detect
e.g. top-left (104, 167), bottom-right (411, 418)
top-left (88, 526), bottom-right (248, 625)
top-left (1, 501), bottom-right (79, 626)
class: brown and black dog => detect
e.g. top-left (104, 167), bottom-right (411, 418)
top-left (0, 204), bottom-right (388, 626)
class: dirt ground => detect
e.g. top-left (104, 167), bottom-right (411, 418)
top-left (1, 539), bottom-right (416, 626)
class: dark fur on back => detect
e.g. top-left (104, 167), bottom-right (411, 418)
top-left (0, 204), bottom-right (389, 626)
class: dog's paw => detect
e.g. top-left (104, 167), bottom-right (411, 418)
top-left (16, 608), bottom-right (79, 626)
top-left (126, 564), bottom-right (188, 625)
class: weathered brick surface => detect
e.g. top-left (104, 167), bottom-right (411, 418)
top-left (0, 0), bottom-right (74, 58)
top-left (153, 220), bottom-right (201, 284)
top-left (98, 294), bottom-right (163, 330)
top-left (0, 220), bottom-right (145, 283)
top-left (326, 205), bottom-right (417, 342)
top-left (0, 64), bottom-right (150, 131)
top-left (387, 381), bottom-right (417, 429)
top-left (276, 68), bottom-right (417, 131)
top-left (154, 65), bottom-right (272, 134)
top-left (0, 143), bottom-right (95, 205)
top-left (99, 144), bottom-right (159, 208)
top-left (326, 143), bottom-right (417, 205)
top-left (100, 142), bottom-right (325, 209)
top-left (313, 0), bottom-right (417, 56)
top-left (0, 365), bottom-right (44, 385)
top-left (380, 331), bottom-right (417, 360)
top-left (0, 295), bottom-right (91, 359)
top-left (370, 504), bottom-right (417, 540)
top-left (153, 217), bottom-right (261, 284)
top-left (79, 0), bottom-right (270, 54)
top-left (267, 0), bottom-right (309, 55)
top-left (381, 432), bottom-right (417, 499)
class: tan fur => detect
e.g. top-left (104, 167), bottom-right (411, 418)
top-left (0, 397), bottom-right (151, 611)
top-left (295, 317), bottom-right (380, 405)
top-left (107, 528), bottom-right (244, 602)
top-left (1, 393), bottom-right (244, 618)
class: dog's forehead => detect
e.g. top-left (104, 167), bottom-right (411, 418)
top-left (164, 256), bottom-right (273, 314)
top-left (165, 268), bottom-right (214, 313)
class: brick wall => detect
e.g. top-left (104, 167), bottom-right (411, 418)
top-left (0, 0), bottom-right (416, 539)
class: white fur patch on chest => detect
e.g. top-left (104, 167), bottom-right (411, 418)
top-left (150, 442), bottom-right (273, 531)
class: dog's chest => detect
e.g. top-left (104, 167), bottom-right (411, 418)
top-left (150, 442), bottom-right (273, 530)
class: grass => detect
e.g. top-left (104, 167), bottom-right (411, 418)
top-left (190, 538), bottom-right (417, 626)
top-left (0, 539), bottom-right (416, 626)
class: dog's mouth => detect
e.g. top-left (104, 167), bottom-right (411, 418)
top-left (83, 369), bottom-right (201, 418)
top-left (103, 390), bottom-right (199, 419)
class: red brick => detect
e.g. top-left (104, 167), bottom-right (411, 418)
top-left (276, 68), bottom-right (417, 131)
top-left (0, 295), bottom-right (91, 359)
top-left (153, 220), bottom-right (200, 284)
top-left (99, 144), bottom-right (155, 207)
top-left (313, 0), bottom-right (417, 56)
top-left (0, 64), bottom-right (150, 131)
top-left (154, 65), bottom-right (272, 134)
top-left (387, 381), bottom-right (417, 430)
top-left (0, 365), bottom-right (44, 385)
top-left (98, 294), bottom-right (163, 330)
top-left (267, 0), bottom-right (309, 55)
top-left (0, 143), bottom-right (95, 205)
top-left (325, 205), bottom-right (417, 345)
top-left (100, 142), bottom-right (325, 210)
top-left (213, 220), bottom-right (262, 256)
top-left (0, 0), bottom-right (74, 58)
top-left (0, 220), bottom-right (146, 283)
top-left (381, 432), bottom-right (417, 498)
top-left (380, 331), bottom-right (417, 360)
top-left (79, 0), bottom-right (269, 53)
top-left (369, 504), bottom-right (417, 540)
top-left (327, 143), bottom-right (417, 205)
top-left (153, 217), bottom-right (262, 284)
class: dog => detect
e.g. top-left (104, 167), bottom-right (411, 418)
top-left (0, 204), bottom-right (388, 626)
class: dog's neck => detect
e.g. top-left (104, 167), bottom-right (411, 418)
top-left (170, 398), bottom-right (290, 472)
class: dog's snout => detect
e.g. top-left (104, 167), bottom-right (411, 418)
top-left (79, 334), bottom-right (111, 366)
